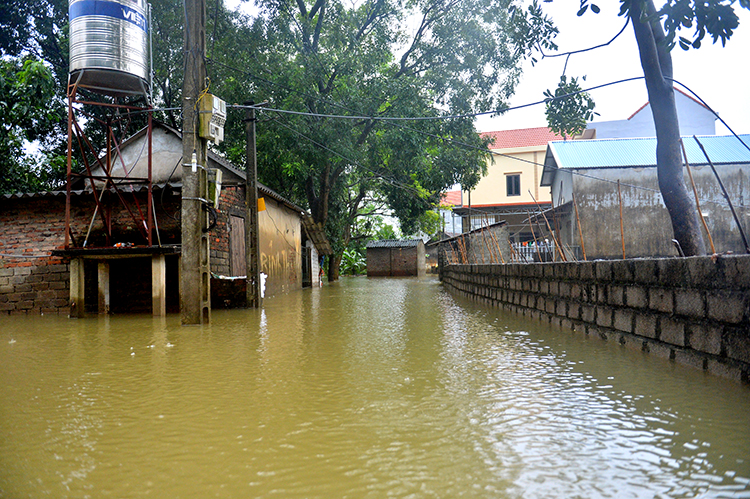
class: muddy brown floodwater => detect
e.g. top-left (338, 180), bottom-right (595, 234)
top-left (1, 276), bottom-right (749, 498)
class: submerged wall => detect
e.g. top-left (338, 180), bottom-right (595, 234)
top-left (441, 256), bottom-right (750, 383)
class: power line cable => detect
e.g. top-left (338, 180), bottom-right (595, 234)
top-left (204, 56), bottom-right (749, 210)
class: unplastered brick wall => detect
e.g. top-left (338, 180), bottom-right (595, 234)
top-left (210, 185), bottom-right (245, 276)
top-left (0, 197), bottom-right (70, 314)
top-left (441, 255), bottom-right (750, 383)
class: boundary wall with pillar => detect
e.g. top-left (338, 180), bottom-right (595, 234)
top-left (441, 255), bottom-right (750, 383)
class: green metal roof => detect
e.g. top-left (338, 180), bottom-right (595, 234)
top-left (541, 134), bottom-right (750, 186)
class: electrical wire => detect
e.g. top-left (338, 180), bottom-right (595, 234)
top-left (203, 47), bottom-right (750, 217)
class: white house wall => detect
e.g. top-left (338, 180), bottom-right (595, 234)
top-left (588, 91), bottom-right (716, 139)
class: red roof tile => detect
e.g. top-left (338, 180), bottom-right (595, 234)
top-left (440, 190), bottom-right (462, 207)
top-left (480, 127), bottom-right (563, 149)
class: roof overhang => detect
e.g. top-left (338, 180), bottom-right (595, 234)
top-left (302, 215), bottom-right (334, 256)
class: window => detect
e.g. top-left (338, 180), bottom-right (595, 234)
top-left (506, 174), bottom-right (520, 197)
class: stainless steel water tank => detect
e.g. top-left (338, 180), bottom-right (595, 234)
top-left (69, 0), bottom-right (150, 96)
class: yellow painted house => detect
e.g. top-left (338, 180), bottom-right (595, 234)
top-left (456, 127), bottom-right (565, 242)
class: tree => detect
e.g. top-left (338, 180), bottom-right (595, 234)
top-left (209, 0), bottom-right (554, 279)
top-left (0, 57), bottom-right (63, 194)
top-left (543, 75), bottom-right (597, 139)
top-left (548, 0), bottom-right (748, 256)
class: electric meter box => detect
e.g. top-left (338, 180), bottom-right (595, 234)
top-left (198, 93), bottom-right (227, 144)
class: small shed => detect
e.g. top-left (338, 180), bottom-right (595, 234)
top-left (366, 239), bottom-right (426, 277)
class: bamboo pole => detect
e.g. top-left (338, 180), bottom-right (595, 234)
top-left (482, 213), bottom-right (495, 263)
top-left (694, 136), bottom-right (749, 253)
top-left (531, 209), bottom-right (550, 261)
top-left (489, 226), bottom-right (506, 264)
top-left (572, 192), bottom-right (587, 261)
top-left (458, 235), bottom-right (468, 264)
top-left (681, 139), bottom-right (716, 254)
top-left (617, 180), bottom-right (626, 259)
top-left (507, 241), bottom-right (517, 262)
top-left (528, 190), bottom-right (566, 262)
top-left (551, 181), bottom-right (564, 261)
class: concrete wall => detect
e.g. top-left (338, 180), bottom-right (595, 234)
top-left (438, 224), bottom-right (511, 265)
top-left (441, 256), bottom-right (750, 383)
top-left (259, 196), bottom-right (302, 296)
top-left (549, 164), bottom-right (750, 259)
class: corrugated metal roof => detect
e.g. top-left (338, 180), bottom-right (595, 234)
top-left (547, 134), bottom-right (750, 171)
top-left (1, 182), bottom-right (182, 200)
top-left (301, 215), bottom-right (334, 256)
top-left (366, 239), bottom-right (422, 249)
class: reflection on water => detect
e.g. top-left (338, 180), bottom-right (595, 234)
top-left (1, 277), bottom-right (749, 498)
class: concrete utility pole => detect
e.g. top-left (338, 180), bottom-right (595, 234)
top-left (180, 0), bottom-right (211, 324)
top-left (244, 102), bottom-right (260, 308)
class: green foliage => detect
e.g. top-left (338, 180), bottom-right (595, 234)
top-left (204, 0), bottom-right (555, 269)
top-left (406, 210), bottom-right (442, 239)
top-left (339, 247), bottom-right (366, 276)
top-left (543, 75), bottom-right (598, 139)
top-left (0, 57), bottom-right (64, 194)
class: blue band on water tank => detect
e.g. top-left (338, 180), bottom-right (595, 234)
top-left (69, 0), bottom-right (148, 32)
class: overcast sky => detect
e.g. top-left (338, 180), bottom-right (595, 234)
top-left (225, 1), bottom-right (750, 136)
top-left (475, 2), bottom-right (750, 136)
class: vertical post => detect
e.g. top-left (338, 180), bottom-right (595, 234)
top-left (97, 260), bottom-right (110, 315)
top-left (147, 111), bottom-right (153, 246)
top-left (244, 103), bottom-right (260, 308)
top-left (65, 87), bottom-right (74, 249)
top-left (152, 254), bottom-right (166, 316)
top-left (70, 258), bottom-right (85, 318)
top-left (180, 0), bottom-right (211, 324)
top-left (618, 180), bottom-right (626, 260)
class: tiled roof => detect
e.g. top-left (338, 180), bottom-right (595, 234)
top-left (440, 190), bottom-right (462, 207)
top-left (366, 239), bottom-right (423, 249)
top-left (481, 127), bottom-right (563, 149)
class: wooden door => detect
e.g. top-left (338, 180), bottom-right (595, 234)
top-left (230, 215), bottom-right (246, 276)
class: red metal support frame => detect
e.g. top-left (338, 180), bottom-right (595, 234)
top-left (64, 84), bottom-right (156, 249)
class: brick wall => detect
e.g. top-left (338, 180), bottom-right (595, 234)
top-left (0, 197), bottom-right (71, 314)
top-left (210, 185), bottom-right (245, 277)
top-left (441, 256), bottom-right (750, 383)
top-left (1, 191), bottom-right (182, 315)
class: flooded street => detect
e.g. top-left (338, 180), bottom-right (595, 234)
top-left (1, 276), bottom-right (749, 498)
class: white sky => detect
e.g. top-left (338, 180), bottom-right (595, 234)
top-left (225, 1), bottom-right (750, 135)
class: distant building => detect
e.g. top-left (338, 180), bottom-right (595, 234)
top-left (437, 190), bottom-right (463, 237)
top-left (456, 88), bottom-right (718, 245)
top-left (366, 239), bottom-right (426, 277)
top-left (456, 127), bottom-right (565, 242)
top-left (587, 87), bottom-right (717, 139)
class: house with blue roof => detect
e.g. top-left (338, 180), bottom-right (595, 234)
top-left (541, 134), bottom-right (750, 259)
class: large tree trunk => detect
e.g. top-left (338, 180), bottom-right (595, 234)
top-left (328, 252), bottom-right (342, 282)
top-left (630, 1), bottom-right (706, 256)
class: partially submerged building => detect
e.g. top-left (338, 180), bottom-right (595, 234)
top-left (366, 239), bottom-right (426, 277)
top-left (0, 123), bottom-right (331, 315)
